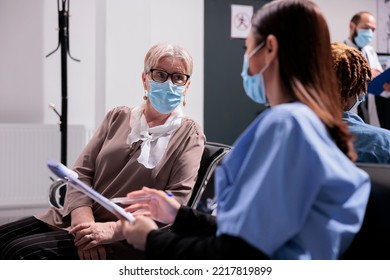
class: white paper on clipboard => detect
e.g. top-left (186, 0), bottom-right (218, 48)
top-left (47, 159), bottom-right (135, 223)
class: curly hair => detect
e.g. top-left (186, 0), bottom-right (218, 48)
top-left (330, 42), bottom-right (372, 110)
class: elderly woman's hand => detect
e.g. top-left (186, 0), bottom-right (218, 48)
top-left (69, 221), bottom-right (122, 253)
top-left (76, 244), bottom-right (107, 260)
top-left (123, 187), bottom-right (181, 224)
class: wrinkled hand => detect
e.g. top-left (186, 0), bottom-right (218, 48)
top-left (76, 244), bottom-right (106, 260)
top-left (69, 221), bottom-right (119, 256)
top-left (124, 187), bottom-right (181, 224)
top-left (117, 216), bottom-right (158, 251)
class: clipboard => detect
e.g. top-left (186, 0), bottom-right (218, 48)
top-left (367, 68), bottom-right (390, 95)
top-left (47, 159), bottom-right (135, 223)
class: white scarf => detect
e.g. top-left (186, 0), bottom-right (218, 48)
top-left (126, 103), bottom-right (183, 169)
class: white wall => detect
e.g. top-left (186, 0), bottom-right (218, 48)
top-left (0, 0), bottom-right (44, 123)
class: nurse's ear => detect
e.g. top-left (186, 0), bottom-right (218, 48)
top-left (264, 35), bottom-right (278, 65)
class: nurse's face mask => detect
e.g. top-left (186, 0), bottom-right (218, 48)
top-left (241, 41), bottom-right (270, 104)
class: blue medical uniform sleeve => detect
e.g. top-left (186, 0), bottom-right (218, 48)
top-left (215, 106), bottom-right (369, 259)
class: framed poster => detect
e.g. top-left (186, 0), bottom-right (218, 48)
top-left (231, 4), bottom-right (253, 39)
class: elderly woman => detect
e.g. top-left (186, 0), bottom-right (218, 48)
top-left (0, 42), bottom-right (205, 259)
top-left (117, 0), bottom-right (370, 260)
top-left (331, 42), bottom-right (390, 163)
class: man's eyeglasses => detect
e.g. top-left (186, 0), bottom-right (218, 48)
top-left (149, 69), bottom-right (190, 86)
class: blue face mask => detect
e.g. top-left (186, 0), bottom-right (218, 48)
top-left (148, 80), bottom-right (184, 114)
top-left (354, 28), bottom-right (373, 48)
top-left (240, 42), bottom-right (269, 104)
top-left (350, 92), bottom-right (366, 111)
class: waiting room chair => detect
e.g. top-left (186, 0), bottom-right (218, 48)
top-left (187, 141), bottom-right (231, 213)
top-left (48, 177), bottom-right (67, 209)
top-left (341, 162), bottom-right (390, 259)
top-left (376, 95), bottom-right (390, 130)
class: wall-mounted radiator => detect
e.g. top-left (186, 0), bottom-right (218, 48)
top-left (0, 124), bottom-right (87, 224)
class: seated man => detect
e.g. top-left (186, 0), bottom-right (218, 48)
top-left (331, 42), bottom-right (390, 163)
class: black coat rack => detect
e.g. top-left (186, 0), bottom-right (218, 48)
top-left (46, 0), bottom-right (80, 166)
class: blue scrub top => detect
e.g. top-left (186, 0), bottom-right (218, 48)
top-left (343, 111), bottom-right (390, 163)
top-left (215, 102), bottom-right (370, 259)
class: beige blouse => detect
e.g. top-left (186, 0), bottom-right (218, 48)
top-left (36, 106), bottom-right (206, 229)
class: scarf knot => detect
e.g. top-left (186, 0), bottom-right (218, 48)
top-left (126, 103), bottom-right (183, 168)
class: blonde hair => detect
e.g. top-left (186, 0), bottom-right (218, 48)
top-left (144, 43), bottom-right (193, 75)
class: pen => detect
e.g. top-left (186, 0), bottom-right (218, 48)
top-left (110, 191), bottom-right (173, 204)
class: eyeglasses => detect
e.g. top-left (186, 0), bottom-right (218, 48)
top-left (149, 69), bottom-right (190, 86)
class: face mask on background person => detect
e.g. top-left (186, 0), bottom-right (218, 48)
top-left (241, 42), bottom-right (269, 104)
top-left (350, 92), bottom-right (366, 111)
top-left (354, 28), bottom-right (374, 48)
top-left (147, 80), bottom-right (184, 114)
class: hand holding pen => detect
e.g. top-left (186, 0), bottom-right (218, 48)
top-left (115, 187), bottom-right (181, 225)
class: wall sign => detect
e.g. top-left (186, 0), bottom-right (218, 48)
top-left (231, 4), bottom-right (253, 39)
